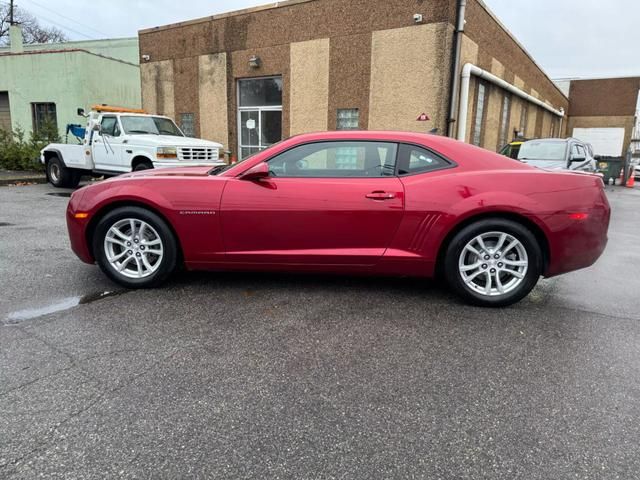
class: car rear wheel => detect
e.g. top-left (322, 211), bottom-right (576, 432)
top-left (444, 219), bottom-right (542, 307)
top-left (47, 156), bottom-right (80, 188)
top-left (93, 207), bottom-right (177, 288)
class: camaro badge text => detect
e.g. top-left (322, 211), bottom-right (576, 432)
top-left (179, 211), bottom-right (216, 215)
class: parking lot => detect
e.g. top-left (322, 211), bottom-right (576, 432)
top-left (1, 183), bottom-right (639, 479)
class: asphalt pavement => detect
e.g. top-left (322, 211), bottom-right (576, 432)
top-left (1, 183), bottom-right (639, 479)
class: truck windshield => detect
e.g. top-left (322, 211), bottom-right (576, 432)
top-left (120, 116), bottom-right (184, 136)
top-left (518, 141), bottom-right (566, 161)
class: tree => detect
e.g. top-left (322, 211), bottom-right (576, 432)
top-left (0, 4), bottom-right (67, 46)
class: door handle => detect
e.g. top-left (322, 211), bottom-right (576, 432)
top-left (365, 191), bottom-right (396, 200)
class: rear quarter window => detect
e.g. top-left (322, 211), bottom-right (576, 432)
top-left (397, 144), bottom-right (452, 176)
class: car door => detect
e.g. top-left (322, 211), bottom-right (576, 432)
top-left (219, 140), bottom-right (405, 265)
top-left (568, 143), bottom-right (592, 171)
top-left (92, 116), bottom-right (125, 171)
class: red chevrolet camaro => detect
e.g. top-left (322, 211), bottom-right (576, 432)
top-left (66, 131), bottom-right (610, 307)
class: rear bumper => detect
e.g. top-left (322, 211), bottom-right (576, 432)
top-left (543, 204), bottom-right (610, 277)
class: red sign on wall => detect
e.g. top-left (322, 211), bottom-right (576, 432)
top-left (416, 113), bottom-right (430, 121)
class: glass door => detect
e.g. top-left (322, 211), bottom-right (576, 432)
top-left (237, 76), bottom-right (283, 160)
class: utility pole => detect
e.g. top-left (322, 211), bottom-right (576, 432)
top-left (9, 0), bottom-right (14, 25)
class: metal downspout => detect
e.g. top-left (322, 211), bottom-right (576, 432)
top-left (447, 0), bottom-right (467, 137)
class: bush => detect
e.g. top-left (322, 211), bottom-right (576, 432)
top-left (0, 121), bottom-right (60, 172)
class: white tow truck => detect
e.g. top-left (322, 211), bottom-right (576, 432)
top-left (41, 105), bottom-right (225, 188)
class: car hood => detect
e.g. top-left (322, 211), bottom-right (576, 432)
top-left (126, 135), bottom-right (223, 148)
top-left (122, 166), bottom-right (216, 178)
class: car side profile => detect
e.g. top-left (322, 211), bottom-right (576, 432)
top-left (66, 131), bottom-right (610, 307)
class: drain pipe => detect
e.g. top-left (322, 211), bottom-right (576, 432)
top-left (457, 63), bottom-right (565, 141)
top-left (447, 0), bottom-right (467, 137)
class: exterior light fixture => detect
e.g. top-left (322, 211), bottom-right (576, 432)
top-left (142, 54), bottom-right (150, 62)
top-left (249, 55), bottom-right (261, 68)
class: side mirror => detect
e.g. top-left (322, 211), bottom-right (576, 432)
top-left (570, 155), bottom-right (586, 164)
top-left (240, 162), bottom-right (270, 181)
top-left (77, 108), bottom-right (85, 117)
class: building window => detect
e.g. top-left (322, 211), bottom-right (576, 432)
top-left (519, 103), bottom-right (528, 137)
top-left (238, 76), bottom-right (283, 160)
top-left (471, 81), bottom-right (487, 146)
top-left (498, 93), bottom-right (512, 149)
top-left (0, 92), bottom-right (11, 132)
top-left (337, 109), bottom-right (359, 130)
top-left (31, 102), bottom-right (57, 137)
top-left (550, 117), bottom-right (558, 137)
top-left (180, 113), bottom-right (195, 137)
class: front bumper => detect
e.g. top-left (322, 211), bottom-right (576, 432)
top-left (153, 160), bottom-right (225, 169)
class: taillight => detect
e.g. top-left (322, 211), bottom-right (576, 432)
top-left (568, 212), bottom-right (589, 221)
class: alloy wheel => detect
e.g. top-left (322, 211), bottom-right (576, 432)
top-left (103, 218), bottom-right (164, 279)
top-left (458, 231), bottom-right (528, 297)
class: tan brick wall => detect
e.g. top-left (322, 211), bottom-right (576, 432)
top-left (140, 60), bottom-right (175, 118)
top-left (198, 53), bottom-right (228, 147)
top-left (369, 22), bottom-right (452, 133)
top-left (290, 38), bottom-right (330, 135)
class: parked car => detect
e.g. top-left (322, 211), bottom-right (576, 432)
top-left (499, 140), bottom-right (525, 159)
top-left (516, 138), bottom-right (597, 172)
top-left (41, 105), bottom-right (224, 188)
top-left (66, 131), bottom-right (610, 307)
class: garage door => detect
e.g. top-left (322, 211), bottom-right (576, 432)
top-left (572, 127), bottom-right (625, 157)
top-left (0, 92), bottom-right (11, 132)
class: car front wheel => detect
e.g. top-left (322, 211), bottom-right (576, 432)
top-left (93, 207), bottom-right (178, 288)
top-left (444, 219), bottom-right (542, 307)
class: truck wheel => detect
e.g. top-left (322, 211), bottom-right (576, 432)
top-left (133, 161), bottom-right (153, 171)
top-left (47, 156), bottom-right (81, 188)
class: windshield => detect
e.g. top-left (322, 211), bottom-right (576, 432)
top-left (518, 141), bottom-right (566, 162)
top-left (120, 116), bottom-right (184, 136)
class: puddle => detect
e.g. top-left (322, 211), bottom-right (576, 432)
top-left (46, 192), bottom-right (72, 198)
top-left (0, 222), bottom-right (14, 227)
top-left (4, 290), bottom-right (125, 324)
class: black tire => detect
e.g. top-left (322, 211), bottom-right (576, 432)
top-left (47, 156), bottom-right (81, 188)
top-left (133, 161), bottom-right (153, 171)
top-left (443, 218), bottom-right (542, 307)
top-left (93, 206), bottom-right (178, 288)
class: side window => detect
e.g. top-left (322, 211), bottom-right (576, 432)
top-left (101, 116), bottom-right (118, 136)
top-left (267, 141), bottom-right (398, 178)
top-left (397, 144), bottom-right (451, 175)
top-left (571, 144), bottom-right (585, 158)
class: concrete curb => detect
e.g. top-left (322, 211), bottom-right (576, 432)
top-left (0, 173), bottom-right (48, 186)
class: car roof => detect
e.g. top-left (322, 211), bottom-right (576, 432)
top-left (275, 131), bottom-right (533, 173)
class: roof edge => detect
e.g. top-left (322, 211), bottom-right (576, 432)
top-left (474, 0), bottom-right (568, 101)
top-left (138, 0), bottom-right (316, 34)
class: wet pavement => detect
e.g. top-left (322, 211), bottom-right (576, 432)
top-left (1, 183), bottom-right (639, 479)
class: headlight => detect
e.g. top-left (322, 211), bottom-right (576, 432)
top-left (157, 147), bottom-right (177, 159)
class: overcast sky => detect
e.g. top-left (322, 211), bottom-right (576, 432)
top-left (14, 0), bottom-right (640, 79)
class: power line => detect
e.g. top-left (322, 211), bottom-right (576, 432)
top-left (1, 1), bottom-right (98, 40)
top-left (21, 0), bottom-right (110, 37)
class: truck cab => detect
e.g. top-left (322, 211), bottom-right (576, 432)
top-left (41, 105), bottom-right (225, 188)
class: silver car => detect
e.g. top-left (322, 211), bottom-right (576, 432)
top-left (517, 138), bottom-right (597, 172)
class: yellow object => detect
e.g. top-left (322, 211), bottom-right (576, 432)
top-left (91, 105), bottom-right (146, 114)
top-left (74, 212), bottom-right (89, 219)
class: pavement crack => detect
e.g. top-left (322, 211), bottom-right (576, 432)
top-left (0, 348), bottom-right (180, 475)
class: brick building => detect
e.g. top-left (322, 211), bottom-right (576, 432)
top-left (138, 0), bottom-right (568, 159)
top-left (556, 77), bottom-right (640, 157)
